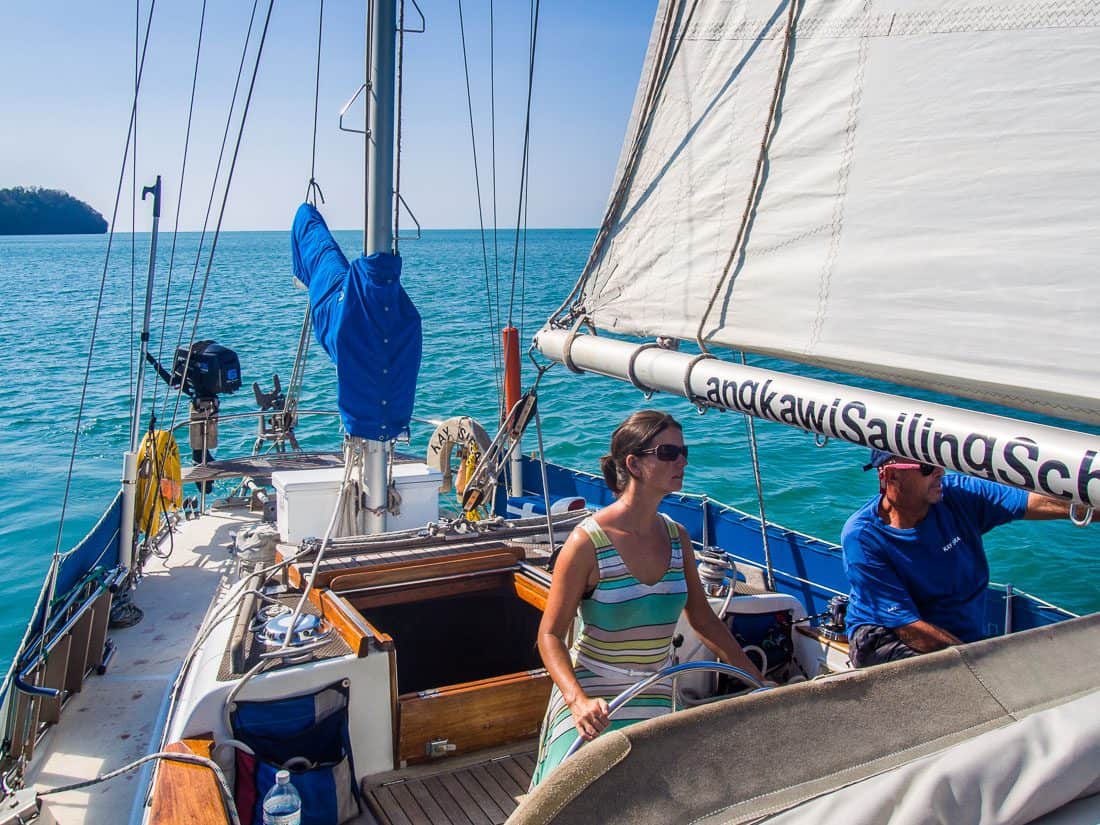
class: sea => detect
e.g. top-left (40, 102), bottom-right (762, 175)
top-left (2, 229), bottom-right (1098, 677)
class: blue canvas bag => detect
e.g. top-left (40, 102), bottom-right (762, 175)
top-left (230, 680), bottom-right (362, 825)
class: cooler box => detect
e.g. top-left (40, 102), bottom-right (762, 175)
top-left (387, 463), bottom-right (444, 532)
top-left (272, 462), bottom-right (443, 544)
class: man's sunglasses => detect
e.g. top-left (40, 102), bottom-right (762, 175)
top-left (884, 461), bottom-right (937, 476)
top-left (634, 444), bottom-right (689, 461)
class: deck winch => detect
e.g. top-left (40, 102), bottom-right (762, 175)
top-left (697, 549), bottom-right (733, 598)
top-left (819, 595), bottom-right (849, 641)
top-left (254, 606), bottom-right (333, 649)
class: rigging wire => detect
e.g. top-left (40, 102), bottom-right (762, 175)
top-left (169, 0), bottom-right (279, 433)
top-left (506, 0), bottom-right (540, 331)
top-left (305, 0), bottom-right (326, 206)
top-left (52, 0), bottom-right (159, 561)
top-left (151, 0), bottom-right (209, 413)
top-left (281, 310), bottom-right (313, 447)
top-left (695, 0), bottom-right (801, 353)
top-left (279, 0), bottom-right (327, 444)
top-left (519, 0), bottom-right (537, 342)
top-left (33, 0), bottom-right (160, 731)
top-left (162, 0), bottom-right (262, 426)
top-left (130, 0), bottom-right (140, 410)
top-left (738, 351), bottom-right (775, 591)
top-left (489, 0), bottom-right (501, 335)
top-left (546, 0), bottom-right (691, 327)
top-left (456, 0), bottom-right (503, 401)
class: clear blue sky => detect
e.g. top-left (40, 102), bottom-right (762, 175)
top-left (0, 1), bottom-right (657, 232)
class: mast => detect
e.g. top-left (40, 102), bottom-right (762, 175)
top-left (362, 0), bottom-right (397, 533)
top-left (365, 0), bottom-right (395, 256)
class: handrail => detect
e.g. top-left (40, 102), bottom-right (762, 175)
top-left (34, 566), bottom-right (125, 649)
top-left (562, 661), bottom-right (769, 761)
top-left (14, 569), bottom-right (123, 699)
top-left (165, 408), bottom-right (341, 435)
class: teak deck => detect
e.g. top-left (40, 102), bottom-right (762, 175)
top-left (366, 749), bottom-right (537, 825)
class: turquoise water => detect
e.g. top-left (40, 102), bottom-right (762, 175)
top-left (1, 229), bottom-right (1097, 676)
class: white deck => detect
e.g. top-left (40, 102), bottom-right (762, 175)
top-left (25, 507), bottom-right (250, 825)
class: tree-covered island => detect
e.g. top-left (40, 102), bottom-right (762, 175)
top-left (0, 187), bottom-right (108, 235)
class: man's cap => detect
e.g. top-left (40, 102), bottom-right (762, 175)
top-left (863, 448), bottom-right (896, 471)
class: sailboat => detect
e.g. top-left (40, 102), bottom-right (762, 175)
top-left (2, 0), bottom-right (1098, 824)
top-left (520, 0), bottom-right (1100, 821)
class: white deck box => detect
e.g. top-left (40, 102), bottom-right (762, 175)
top-left (272, 462), bottom-right (443, 544)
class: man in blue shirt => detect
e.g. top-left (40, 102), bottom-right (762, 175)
top-left (842, 449), bottom-right (1077, 667)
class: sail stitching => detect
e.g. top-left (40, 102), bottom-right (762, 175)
top-left (682, 4), bottom-right (1097, 41)
top-left (562, 0), bottom-right (1097, 337)
top-left (805, 23), bottom-right (869, 355)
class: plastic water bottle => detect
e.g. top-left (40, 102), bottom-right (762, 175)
top-left (262, 770), bottom-right (302, 825)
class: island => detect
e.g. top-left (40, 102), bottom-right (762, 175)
top-left (0, 187), bottom-right (108, 235)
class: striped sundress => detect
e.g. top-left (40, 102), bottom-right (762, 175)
top-left (530, 514), bottom-right (688, 787)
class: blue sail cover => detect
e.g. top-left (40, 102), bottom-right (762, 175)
top-left (291, 203), bottom-right (421, 440)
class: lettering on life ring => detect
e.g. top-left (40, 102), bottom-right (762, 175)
top-left (425, 416), bottom-right (492, 498)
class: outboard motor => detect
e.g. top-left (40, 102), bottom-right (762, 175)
top-left (146, 340), bottom-right (241, 489)
top-left (168, 340), bottom-right (241, 399)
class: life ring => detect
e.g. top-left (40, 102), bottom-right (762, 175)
top-left (135, 430), bottom-right (183, 536)
top-left (425, 416), bottom-right (492, 498)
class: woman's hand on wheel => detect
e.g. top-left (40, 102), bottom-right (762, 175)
top-left (567, 694), bottom-right (610, 740)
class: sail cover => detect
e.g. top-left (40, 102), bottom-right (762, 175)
top-left (565, 0), bottom-right (1100, 424)
top-left (291, 203), bottom-right (421, 440)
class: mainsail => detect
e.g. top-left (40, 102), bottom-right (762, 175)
top-left (547, 0), bottom-right (1100, 425)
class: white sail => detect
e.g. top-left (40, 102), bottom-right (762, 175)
top-left (560, 0), bottom-right (1100, 425)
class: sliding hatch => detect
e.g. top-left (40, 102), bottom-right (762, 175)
top-left (327, 543), bottom-right (553, 768)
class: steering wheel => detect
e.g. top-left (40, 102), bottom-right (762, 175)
top-left (562, 661), bottom-right (769, 761)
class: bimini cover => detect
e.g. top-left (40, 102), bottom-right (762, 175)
top-left (291, 203), bottom-right (421, 440)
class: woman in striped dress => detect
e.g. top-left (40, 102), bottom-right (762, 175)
top-left (530, 410), bottom-right (766, 787)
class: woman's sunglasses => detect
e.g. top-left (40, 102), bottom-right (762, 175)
top-left (885, 461), bottom-right (937, 476)
top-left (634, 444), bottom-right (689, 461)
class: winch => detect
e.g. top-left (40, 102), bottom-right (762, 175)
top-left (819, 595), bottom-right (849, 641)
top-left (255, 608), bottom-right (333, 648)
top-left (696, 548), bottom-right (733, 598)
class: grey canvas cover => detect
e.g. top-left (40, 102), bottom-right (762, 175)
top-left (510, 613), bottom-right (1100, 824)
